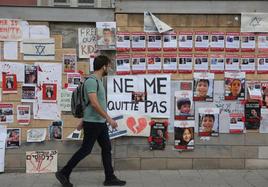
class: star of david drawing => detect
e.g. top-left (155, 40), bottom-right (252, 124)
top-left (35, 44), bottom-right (46, 55)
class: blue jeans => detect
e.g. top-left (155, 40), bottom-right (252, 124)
top-left (61, 121), bottom-right (114, 180)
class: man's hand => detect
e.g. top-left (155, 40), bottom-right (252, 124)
top-left (107, 117), bottom-right (118, 129)
top-left (76, 121), bottom-right (83, 131)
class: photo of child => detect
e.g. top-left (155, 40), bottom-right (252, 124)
top-left (175, 91), bottom-right (194, 120)
top-left (198, 108), bottom-right (219, 136)
top-left (225, 72), bottom-right (245, 100)
top-left (193, 73), bottom-right (214, 102)
top-left (174, 121), bottom-right (195, 150)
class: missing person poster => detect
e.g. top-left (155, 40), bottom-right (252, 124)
top-left (107, 75), bottom-right (171, 118)
top-left (174, 120), bottom-right (194, 150)
top-left (96, 22), bottom-right (116, 50)
top-left (0, 104), bottom-right (14, 124)
top-left (193, 72), bottom-right (214, 102)
top-left (225, 54), bottom-right (240, 71)
top-left (229, 113), bottom-right (244, 134)
top-left (240, 55), bottom-right (256, 74)
top-left (241, 32), bottom-right (256, 52)
top-left (175, 91), bottom-right (194, 120)
top-left (195, 31), bottom-right (209, 51)
top-left (147, 32), bottom-right (162, 51)
top-left (116, 32), bottom-right (130, 52)
top-left (258, 34), bottom-right (268, 52)
top-left (2, 73), bottom-right (17, 94)
top-left (26, 150), bottom-right (57, 173)
top-left (116, 54), bottom-right (131, 75)
top-left (257, 54), bottom-right (268, 74)
top-left (194, 54), bottom-right (208, 72)
top-left (131, 54), bottom-right (146, 74)
top-left (245, 101), bottom-right (261, 130)
top-left (163, 31), bottom-right (177, 52)
top-left (42, 83), bottom-right (57, 103)
top-left (131, 32), bottom-right (146, 51)
top-left (63, 54), bottom-right (77, 73)
top-left (0, 125), bottom-right (7, 172)
top-left (224, 72), bottom-right (245, 100)
top-left (147, 54), bottom-right (162, 73)
top-left (162, 54), bottom-right (177, 73)
top-left (178, 54), bottom-right (193, 73)
top-left (17, 105), bottom-right (31, 125)
top-left (48, 120), bottom-right (63, 140)
top-left (60, 89), bottom-right (72, 112)
top-left (67, 73), bottom-right (81, 91)
top-left (25, 64), bottom-right (38, 84)
top-left (198, 108), bottom-right (220, 136)
top-left (178, 32), bottom-right (193, 52)
top-left (6, 128), bottom-right (20, 148)
top-left (226, 32), bottom-right (240, 52)
top-left (210, 54), bottom-right (225, 74)
top-left (148, 121), bottom-right (168, 150)
top-left (210, 32), bottom-right (225, 51)
top-left (22, 84), bottom-right (36, 102)
top-left (247, 81), bottom-right (262, 101)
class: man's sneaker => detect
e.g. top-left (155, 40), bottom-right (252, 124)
top-left (103, 176), bottom-right (126, 186)
top-left (55, 171), bottom-right (73, 187)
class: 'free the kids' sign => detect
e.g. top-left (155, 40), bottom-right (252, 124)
top-left (107, 75), bottom-right (171, 118)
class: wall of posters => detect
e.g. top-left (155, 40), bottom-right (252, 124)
top-left (26, 150), bottom-right (58, 173)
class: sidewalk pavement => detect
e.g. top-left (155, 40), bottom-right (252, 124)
top-left (0, 169), bottom-right (268, 187)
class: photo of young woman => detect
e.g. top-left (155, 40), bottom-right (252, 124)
top-left (174, 121), bottom-right (195, 150)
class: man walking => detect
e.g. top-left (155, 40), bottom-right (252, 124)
top-left (56, 55), bottom-right (126, 187)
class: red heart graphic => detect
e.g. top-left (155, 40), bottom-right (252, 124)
top-left (126, 117), bottom-right (147, 134)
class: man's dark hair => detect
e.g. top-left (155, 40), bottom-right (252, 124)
top-left (93, 55), bottom-right (111, 71)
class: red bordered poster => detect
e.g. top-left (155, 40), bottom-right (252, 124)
top-left (225, 54), bottom-right (240, 71)
top-left (163, 31), bottom-right (177, 52)
top-left (194, 54), bottom-right (208, 72)
top-left (194, 31), bottom-right (209, 52)
top-left (147, 32), bottom-right (162, 51)
top-left (147, 54), bottom-right (162, 73)
top-left (210, 54), bottom-right (225, 74)
top-left (131, 54), bottom-right (146, 74)
top-left (257, 34), bottom-right (268, 52)
top-left (162, 54), bottom-right (177, 73)
top-left (131, 32), bottom-right (146, 51)
top-left (241, 32), bottom-right (256, 52)
top-left (225, 32), bottom-right (240, 52)
top-left (42, 83), bottom-right (57, 103)
top-left (229, 113), bottom-right (244, 134)
top-left (210, 32), bottom-right (225, 52)
top-left (116, 32), bottom-right (130, 52)
top-left (178, 54), bottom-right (193, 73)
top-left (116, 54), bottom-right (131, 75)
top-left (198, 108), bottom-right (220, 137)
top-left (178, 32), bottom-right (193, 52)
top-left (2, 73), bottom-right (17, 94)
top-left (257, 54), bottom-right (268, 74)
top-left (240, 54), bottom-right (255, 74)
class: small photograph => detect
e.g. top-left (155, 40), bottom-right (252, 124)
top-left (63, 54), bottom-right (77, 73)
top-left (42, 83), bottom-right (57, 102)
top-left (164, 58), bottom-right (171, 64)
top-left (242, 36), bottom-right (249, 43)
top-left (164, 36), bottom-right (170, 42)
top-left (6, 128), bottom-right (20, 148)
top-left (180, 36), bottom-right (186, 42)
top-left (211, 36), bottom-right (218, 42)
top-left (196, 35), bottom-right (202, 42)
top-left (131, 92), bottom-right (147, 103)
top-left (227, 36), bottom-right (234, 42)
top-left (124, 36), bottom-right (130, 40)
top-left (117, 35), bottom-right (124, 42)
top-left (5, 76), bottom-right (14, 89)
top-left (245, 102), bottom-right (260, 130)
top-left (132, 58), bottom-right (139, 65)
top-left (25, 65), bottom-right (38, 84)
top-left (132, 36), bottom-right (139, 42)
top-left (149, 121), bottom-right (168, 150)
top-left (203, 35), bottom-right (209, 40)
top-left (49, 120), bottom-right (63, 140)
top-left (195, 58), bottom-right (202, 64)
top-left (149, 36), bottom-right (155, 42)
top-left (259, 58), bottom-right (265, 65)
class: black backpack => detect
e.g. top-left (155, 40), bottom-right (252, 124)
top-left (71, 77), bottom-right (99, 118)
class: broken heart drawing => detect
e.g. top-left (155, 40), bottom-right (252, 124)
top-left (126, 116), bottom-right (150, 136)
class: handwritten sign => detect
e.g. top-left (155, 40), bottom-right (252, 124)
top-left (0, 19), bottom-right (22, 41)
top-left (78, 27), bottom-right (96, 58)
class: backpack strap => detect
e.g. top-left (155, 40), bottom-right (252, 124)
top-left (82, 76), bottom-right (99, 106)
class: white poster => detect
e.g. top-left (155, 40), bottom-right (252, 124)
top-left (225, 55), bottom-right (240, 71)
top-left (257, 54), bottom-right (268, 73)
top-left (108, 115), bottom-right (128, 139)
top-left (210, 54), bottom-right (225, 74)
top-left (210, 32), bottom-right (225, 51)
top-left (78, 27), bottom-right (96, 58)
top-left (116, 32), bottom-right (130, 51)
top-left (4, 41), bottom-right (18, 60)
top-left (0, 104), bottom-right (14, 124)
top-left (33, 63), bottom-right (61, 120)
top-left (131, 54), bottom-right (147, 74)
top-left (107, 74), bottom-right (171, 118)
top-left (131, 32), bottom-right (146, 51)
top-left (241, 33), bottom-right (256, 52)
top-left (96, 22), bottom-right (116, 50)
top-left (116, 54), bottom-right (131, 75)
top-left (194, 54), bottom-right (208, 71)
top-left (241, 55), bottom-right (256, 73)
top-left (195, 31), bottom-right (209, 51)
top-left (0, 62), bottom-right (25, 82)
top-left (17, 105), bottom-right (31, 125)
top-left (229, 113), bottom-right (244, 134)
top-left (226, 32), bottom-right (240, 52)
top-left (67, 73), bottom-right (81, 91)
top-left (147, 33), bottom-right (162, 51)
top-left (193, 72), bottom-right (214, 102)
top-left (27, 128), bottom-right (46, 142)
top-left (198, 108), bottom-right (220, 137)
top-left (260, 109), bottom-right (268, 133)
top-left (0, 19), bottom-right (22, 41)
top-left (163, 54), bottom-right (177, 73)
top-left (29, 25), bottom-right (50, 39)
top-left (258, 34), bottom-right (268, 52)
top-left (0, 126), bottom-right (7, 172)
top-left (26, 150), bottom-right (58, 173)
top-left (23, 39), bottom-right (55, 60)
top-left (178, 32), bottom-right (193, 51)
top-left (175, 90), bottom-right (194, 120)
top-left (241, 12), bottom-right (268, 32)
top-left (60, 89), bottom-right (72, 112)
top-left (147, 54), bottom-right (162, 73)
top-left (163, 31), bottom-right (177, 51)
top-left (178, 54), bottom-right (193, 73)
